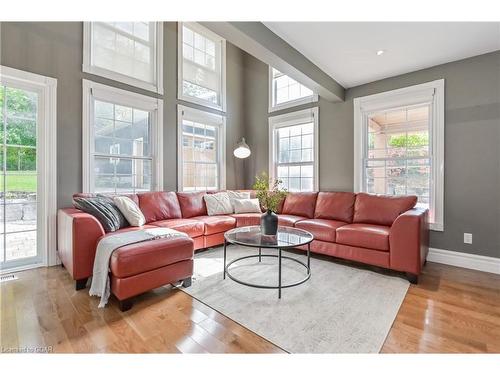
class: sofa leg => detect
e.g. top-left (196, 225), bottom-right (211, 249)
top-left (119, 298), bottom-right (133, 312)
top-left (406, 273), bottom-right (418, 284)
top-left (182, 277), bottom-right (192, 288)
top-left (75, 278), bottom-right (88, 290)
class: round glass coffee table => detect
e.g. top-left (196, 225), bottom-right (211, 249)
top-left (223, 226), bottom-right (314, 298)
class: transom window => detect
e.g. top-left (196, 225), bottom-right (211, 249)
top-left (269, 108), bottom-right (319, 192)
top-left (82, 80), bottom-right (163, 194)
top-left (354, 80), bottom-right (444, 231)
top-left (269, 67), bottom-right (318, 112)
top-left (83, 22), bottom-right (163, 93)
top-left (178, 105), bottom-right (225, 191)
top-left (178, 23), bottom-right (226, 111)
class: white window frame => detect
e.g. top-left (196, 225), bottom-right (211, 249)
top-left (0, 66), bottom-right (58, 272)
top-left (269, 107), bottom-right (319, 191)
top-left (82, 79), bottom-right (163, 193)
top-left (268, 66), bottom-right (319, 113)
top-left (177, 22), bottom-right (227, 112)
top-left (353, 79), bottom-right (444, 231)
top-left (83, 22), bottom-right (164, 94)
top-left (177, 104), bottom-right (226, 191)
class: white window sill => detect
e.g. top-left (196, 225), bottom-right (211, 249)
top-left (430, 222), bottom-right (444, 232)
top-left (269, 94), bottom-right (319, 113)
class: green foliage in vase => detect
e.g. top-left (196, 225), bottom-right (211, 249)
top-left (252, 172), bottom-right (287, 213)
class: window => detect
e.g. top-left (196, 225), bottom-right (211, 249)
top-left (269, 108), bottom-right (319, 192)
top-left (269, 67), bottom-right (318, 112)
top-left (82, 80), bottom-right (163, 193)
top-left (178, 105), bottom-right (225, 191)
top-left (83, 22), bottom-right (163, 93)
top-left (178, 22), bottom-right (226, 111)
top-left (354, 80), bottom-right (444, 231)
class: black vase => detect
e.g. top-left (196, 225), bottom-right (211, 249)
top-left (261, 210), bottom-right (278, 235)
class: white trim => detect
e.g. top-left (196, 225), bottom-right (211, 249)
top-left (177, 104), bottom-right (226, 191)
top-left (0, 261), bottom-right (47, 276)
top-left (353, 79), bottom-right (444, 232)
top-left (177, 22), bottom-right (226, 112)
top-left (269, 107), bottom-right (319, 191)
top-left (0, 66), bottom-right (58, 269)
top-left (428, 248), bottom-right (500, 275)
top-left (82, 79), bottom-right (163, 193)
top-left (268, 66), bottom-right (319, 113)
top-left (83, 22), bottom-right (164, 95)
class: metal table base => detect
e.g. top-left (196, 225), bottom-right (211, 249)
top-left (223, 239), bottom-right (311, 299)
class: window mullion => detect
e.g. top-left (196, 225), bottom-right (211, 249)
top-left (95, 22), bottom-right (153, 48)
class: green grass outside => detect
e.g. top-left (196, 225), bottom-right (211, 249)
top-left (0, 171), bottom-right (37, 192)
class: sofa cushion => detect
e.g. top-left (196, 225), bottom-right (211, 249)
top-left (192, 215), bottom-right (236, 235)
top-left (295, 219), bottom-right (348, 242)
top-left (278, 214), bottom-right (307, 227)
top-left (151, 218), bottom-right (204, 238)
top-left (110, 236), bottom-right (194, 278)
top-left (231, 213), bottom-right (262, 227)
top-left (336, 223), bottom-right (390, 251)
top-left (138, 192), bottom-right (182, 223)
top-left (233, 198), bottom-right (262, 214)
top-left (281, 192), bottom-right (318, 218)
top-left (73, 195), bottom-right (129, 232)
top-left (314, 192), bottom-right (356, 223)
top-left (353, 193), bottom-right (417, 226)
top-left (227, 190), bottom-right (251, 211)
top-left (204, 192), bottom-right (233, 215)
top-left (113, 196), bottom-right (146, 226)
top-left (177, 192), bottom-right (208, 218)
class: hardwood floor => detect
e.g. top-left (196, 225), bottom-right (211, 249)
top-left (1, 260), bottom-right (499, 353)
top-left (382, 262), bottom-right (500, 353)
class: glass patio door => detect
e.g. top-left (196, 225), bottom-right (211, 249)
top-left (0, 84), bottom-right (41, 270)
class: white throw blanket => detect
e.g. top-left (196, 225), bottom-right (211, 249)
top-left (89, 227), bottom-right (188, 308)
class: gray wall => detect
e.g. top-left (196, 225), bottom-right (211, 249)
top-left (242, 50), bottom-right (500, 259)
top-left (0, 22), bottom-right (246, 207)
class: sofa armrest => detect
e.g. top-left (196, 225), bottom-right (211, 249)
top-left (389, 207), bottom-right (429, 275)
top-left (57, 208), bottom-right (105, 280)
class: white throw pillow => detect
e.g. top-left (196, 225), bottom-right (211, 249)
top-left (204, 192), bottom-right (233, 216)
top-left (233, 198), bottom-right (262, 214)
top-left (113, 196), bottom-right (146, 226)
top-left (227, 190), bottom-right (251, 211)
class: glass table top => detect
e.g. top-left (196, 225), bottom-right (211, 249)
top-left (224, 226), bottom-right (313, 248)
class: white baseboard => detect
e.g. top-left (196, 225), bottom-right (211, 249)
top-left (428, 248), bottom-right (500, 275)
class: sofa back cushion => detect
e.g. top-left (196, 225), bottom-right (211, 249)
top-left (281, 192), bottom-right (318, 218)
top-left (177, 191), bottom-right (208, 218)
top-left (314, 192), bottom-right (356, 223)
top-left (138, 192), bottom-right (182, 223)
top-left (353, 193), bottom-right (417, 226)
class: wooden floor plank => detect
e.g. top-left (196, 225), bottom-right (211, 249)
top-left (1, 260), bottom-right (499, 353)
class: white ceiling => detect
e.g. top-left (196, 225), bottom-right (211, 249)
top-left (263, 22), bottom-right (500, 88)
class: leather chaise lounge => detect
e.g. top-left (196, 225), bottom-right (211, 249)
top-left (57, 190), bottom-right (429, 310)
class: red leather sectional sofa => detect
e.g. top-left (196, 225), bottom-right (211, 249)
top-left (58, 190), bottom-right (428, 294)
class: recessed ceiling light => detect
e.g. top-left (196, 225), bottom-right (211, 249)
top-left (376, 50), bottom-right (385, 56)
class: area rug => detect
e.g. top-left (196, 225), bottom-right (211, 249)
top-left (183, 245), bottom-right (409, 353)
